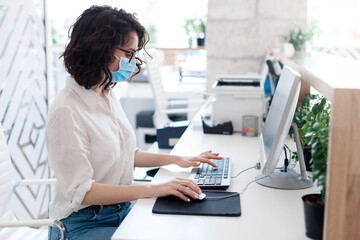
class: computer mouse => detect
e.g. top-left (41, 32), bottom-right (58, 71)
top-left (186, 187), bottom-right (206, 200)
top-left (197, 192), bottom-right (207, 200)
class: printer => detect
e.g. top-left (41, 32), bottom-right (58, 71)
top-left (211, 74), bottom-right (265, 132)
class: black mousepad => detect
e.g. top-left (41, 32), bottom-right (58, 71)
top-left (152, 191), bottom-right (241, 217)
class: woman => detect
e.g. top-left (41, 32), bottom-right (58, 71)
top-left (46, 5), bottom-right (221, 240)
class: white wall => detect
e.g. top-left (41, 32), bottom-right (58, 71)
top-left (206, 0), bottom-right (307, 90)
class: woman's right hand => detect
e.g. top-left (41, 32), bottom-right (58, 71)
top-left (150, 178), bottom-right (202, 202)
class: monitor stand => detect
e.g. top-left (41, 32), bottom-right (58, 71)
top-left (256, 122), bottom-right (314, 190)
top-left (255, 171), bottom-right (314, 190)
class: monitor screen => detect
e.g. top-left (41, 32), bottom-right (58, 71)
top-left (259, 66), bottom-right (301, 176)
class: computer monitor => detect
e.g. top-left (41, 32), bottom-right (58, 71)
top-left (256, 66), bottom-right (313, 189)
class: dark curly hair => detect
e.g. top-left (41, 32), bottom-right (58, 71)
top-left (61, 5), bottom-right (149, 90)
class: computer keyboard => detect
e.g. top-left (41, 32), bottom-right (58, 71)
top-left (188, 157), bottom-right (231, 190)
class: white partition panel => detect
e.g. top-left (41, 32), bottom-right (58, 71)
top-left (0, 0), bottom-right (50, 220)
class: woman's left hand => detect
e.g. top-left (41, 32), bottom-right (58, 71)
top-left (175, 150), bottom-right (223, 168)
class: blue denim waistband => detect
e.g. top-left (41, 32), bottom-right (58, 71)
top-left (83, 202), bottom-right (130, 212)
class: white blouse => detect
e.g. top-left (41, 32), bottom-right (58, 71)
top-left (45, 77), bottom-right (137, 220)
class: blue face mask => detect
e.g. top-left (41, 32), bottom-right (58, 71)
top-left (111, 55), bottom-right (136, 82)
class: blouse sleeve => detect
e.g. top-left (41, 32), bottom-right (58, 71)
top-left (46, 105), bottom-right (94, 211)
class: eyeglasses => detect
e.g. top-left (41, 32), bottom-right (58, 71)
top-left (118, 48), bottom-right (138, 62)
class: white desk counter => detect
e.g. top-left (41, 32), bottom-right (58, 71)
top-left (112, 120), bottom-right (317, 240)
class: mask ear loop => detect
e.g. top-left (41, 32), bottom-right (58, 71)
top-left (111, 55), bottom-right (122, 73)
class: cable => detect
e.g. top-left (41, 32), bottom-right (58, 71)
top-left (240, 175), bottom-right (268, 196)
top-left (284, 144), bottom-right (292, 157)
top-left (284, 144), bottom-right (297, 170)
top-left (283, 146), bottom-right (288, 159)
top-left (205, 171), bottom-right (269, 200)
top-left (283, 146), bottom-right (289, 172)
top-left (231, 164), bottom-right (258, 178)
top-left (204, 192), bottom-right (239, 199)
top-left (284, 144), bottom-right (295, 159)
top-left (204, 175), bottom-right (269, 199)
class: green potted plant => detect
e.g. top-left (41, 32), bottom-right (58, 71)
top-left (300, 97), bottom-right (330, 239)
top-left (146, 24), bottom-right (157, 46)
top-left (184, 17), bottom-right (206, 48)
top-left (286, 20), bottom-right (319, 51)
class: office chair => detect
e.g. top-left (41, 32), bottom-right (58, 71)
top-left (144, 49), bottom-right (204, 128)
top-left (0, 123), bottom-right (65, 240)
top-left (135, 49), bottom-right (204, 150)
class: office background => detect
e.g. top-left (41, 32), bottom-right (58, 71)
top-left (0, 0), bottom-right (360, 223)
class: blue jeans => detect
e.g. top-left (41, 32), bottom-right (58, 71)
top-left (48, 202), bottom-right (131, 240)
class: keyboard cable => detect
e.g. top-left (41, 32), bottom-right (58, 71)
top-left (231, 166), bottom-right (256, 178)
top-left (204, 163), bottom-right (265, 199)
top-left (204, 175), bottom-right (268, 199)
